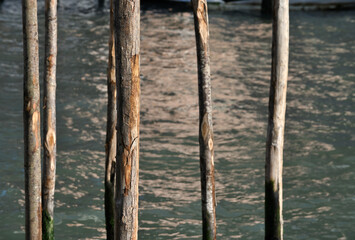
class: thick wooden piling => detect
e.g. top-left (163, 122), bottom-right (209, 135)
top-left (22, 0), bottom-right (42, 239)
top-left (42, 0), bottom-right (57, 239)
top-left (191, 0), bottom-right (217, 239)
top-left (105, 0), bottom-right (116, 239)
top-left (114, 0), bottom-right (140, 239)
top-left (265, 0), bottom-right (289, 239)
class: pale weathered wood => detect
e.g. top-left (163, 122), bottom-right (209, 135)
top-left (22, 0), bottom-right (42, 239)
top-left (105, 0), bottom-right (116, 239)
top-left (191, 1), bottom-right (216, 239)
top-left (42, 0), bottom-right (57, 239)
top-left (265, 0), bottom-right (289, 239)
top-left (114, 0), bottom-right (140, 239)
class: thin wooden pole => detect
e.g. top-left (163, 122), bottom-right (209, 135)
top-left (191, 1), bottom-right (216, 239)
top-left (114, 0), bottom-right (140, 239)
top-left (265, 0), bottom-right (289, 239)
top-left (22, 0), bottom-right (42, 239)
top-left (42, 0), bottom-right (57, 239)
top-left (105, 0), bottom-right (116, 238)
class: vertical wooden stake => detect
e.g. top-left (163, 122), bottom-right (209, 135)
top-left (265, 0), bottom-right (289, 239)
top-left (105, 0), bottom-right (116, 239)
top-left (22, 0), bottom-right (42, 239)
top-left (191, 1), bottom-right (217, 239)
top-left (42, 0), bottom-right (57, 239)
top-left (114, 0), bottom-right (140, 239)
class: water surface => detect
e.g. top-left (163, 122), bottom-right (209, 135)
top-left (0, 1), bottom-right (354, 239)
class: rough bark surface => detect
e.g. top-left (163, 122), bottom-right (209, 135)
top-left (42, 0), bottom-right (57, 239)
top-left (265, 0), bottom-right (289, 239)
top-left (114, 0), bottom-right (140, 239)
top-left (22, 0), bottom-right (42, 239)
top-left (105, 0), bottom-right (116, 239)
top-left (191, 1), bottom-right (216, 239)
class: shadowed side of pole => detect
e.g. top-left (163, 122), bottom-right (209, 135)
top-left (105, 0), bottom-right (116, 239)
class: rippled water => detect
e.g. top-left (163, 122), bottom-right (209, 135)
top-left (0, 1), bottom-right (354, 239)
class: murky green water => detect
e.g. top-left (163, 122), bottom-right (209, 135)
top-left (0, 1), bottom-right (354, 239)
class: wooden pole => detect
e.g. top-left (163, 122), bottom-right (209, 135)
top-left (42, 0), bottom-right (57, 239)
top-left (105, 0), bottom-right (116, 238)
top-left (22, 0), bottom-right (42, 239)
top-left (265, 0), bottom-right (289, 239)
top-left (191, 1), bottom-right (216, 239)
top-left (114, 0), bottom-right (140, 239)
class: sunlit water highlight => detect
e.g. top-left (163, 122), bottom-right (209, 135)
top-left (0, 1), bottom-right (354, 239)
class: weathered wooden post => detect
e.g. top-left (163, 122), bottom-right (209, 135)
top-left (105, 0), bottom-right (116, 239)
top-left (191, 0), bottom-right (216, 239)
top-left (42, 0), bottom-right (57, 239)
top-left (265, 0), bottom-right (289, 239)
top-left (22, 0), bottom-right (42, 239)
top-left (114, 0), bottom-right (140, 239)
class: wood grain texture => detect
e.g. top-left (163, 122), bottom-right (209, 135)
top-left (22, 0), bottom-right (42, 239)
top-left (191, 1), bottom-right (217, 239)
top-left (42, 0), bottom-right (57, 237)
top-left (105, 0), bottom-right (117, 239)
top-left (114, 0), bottom-right (140, 239)
top-left (42, 0), bottom-right (57, 239)
top-left (265, 0), bottom-right (289, 239)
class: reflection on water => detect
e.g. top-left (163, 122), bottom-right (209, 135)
top-left (0, 2), bottom-right (354, 239)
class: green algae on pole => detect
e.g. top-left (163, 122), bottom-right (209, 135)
top-left (105, 0), bottom-right (116, 239)
top-left (42, 0), bottom-right (58, 239)
top-left (191, 0), bottom-right (217, 239)
top-left (114, 0), bottom-right (140, 239)
top-left (265, 0), bottom-right (289, 239)
top-left (22, 0), bottom-right (42, 239)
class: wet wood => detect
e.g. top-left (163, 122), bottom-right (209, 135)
top-left (42, 0), bottom-right (57, 239)
top-left (191, 0), bottom-right (217, 239)
top-left (265, 0), bottom-right (289, 239)
top-left (114, 0), bottom-right (140, 239)
top-left (105, 0), bottom-right (116, 239)
top-left (22, 0), bottom-right (42, 239)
